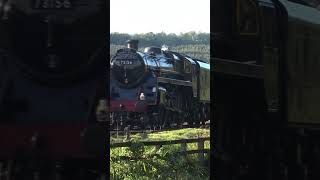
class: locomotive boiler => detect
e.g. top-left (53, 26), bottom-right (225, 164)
top-left (0, 0), bottom-right (107, 179)
top-left (110, 40), bottom-right (210, 130)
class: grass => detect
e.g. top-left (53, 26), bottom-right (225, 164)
top-left (110, 128), bottom-right (210, 180)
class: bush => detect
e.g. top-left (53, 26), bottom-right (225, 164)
top-left (110, 129), bottom-right (210, 180)
top-left (110, 143), bottom-right (209, 180)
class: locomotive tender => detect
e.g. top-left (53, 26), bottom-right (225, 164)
top-left (214, 0), bottom-right (320, 179)
top-left (0, 0), bottom-right (107, 178)
top-left (110, 40), bottom-right (210, 129)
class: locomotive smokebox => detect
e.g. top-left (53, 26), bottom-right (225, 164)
top-left (126, 39), bottom-right (139, 50)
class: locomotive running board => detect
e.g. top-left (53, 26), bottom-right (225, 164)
top-left (157, 77), bottom-right (193, 87)
top-left (213, 58), bottom-right (264, 79)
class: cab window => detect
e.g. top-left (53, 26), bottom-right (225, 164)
top-left (185, 60), bottom-right (191, 73)
top-left (237, 0), bottom-right (259, 35)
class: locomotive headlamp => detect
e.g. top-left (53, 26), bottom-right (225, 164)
top-left (2, 1), bottom-right (11, 20)
top-left (152, 87), bottom-right (156, 93)
top-left (139, 93), bottom-right (146, 101)
top-left (46, 54), bottom-right (61, 69)
top-left (3, 2), bottom-right (10, 12)
top-left (96, 99), bottom-right (108, 122)
top-left (0, 0), bottom-right (3, 8)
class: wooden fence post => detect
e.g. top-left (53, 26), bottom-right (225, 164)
top-left (0, 162), bottom-right (3, 180)
top-left (181, 141), bottom-right (187, 157)
top-left (125, 126), bottom-right (130, 140)
top-left (156, 145), bottom-right (162, 152)
top-left (198, 139), bottom-right (204, 162)
top-left (7, 160), bottom-right (12, 180)
top-left (111, 137), bottom-right (210, 160)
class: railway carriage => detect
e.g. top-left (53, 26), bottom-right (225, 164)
top-left (213, 0), bottom-right (320, 179)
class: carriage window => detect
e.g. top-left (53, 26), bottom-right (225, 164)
top-left (185, 60), bottom-right (191, 73)
top-left (237, 0), bottom-right (258, 35)
top-left (259, 4), bottom-right (277, 46)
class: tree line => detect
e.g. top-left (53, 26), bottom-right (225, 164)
top-left (110, 32), bottom-right (210, 63)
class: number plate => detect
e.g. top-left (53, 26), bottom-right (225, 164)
top-left (33, 0), bottom-right (73, 9)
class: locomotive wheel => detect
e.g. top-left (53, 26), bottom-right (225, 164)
top-left (150, 113), bottom-right (157, 130)
top-left (194, 105), bottom-right (201, 127)
top-left (162, 109), bottom-right (170, 129)
top-left (185, 98), bottom-right (197, 127)
top-left (110, 112), bottom-right (115, 129)
top-left (113, 113), bottom-right (119, 130)
top-left (200, 103), bottom-right (206, 126)
top-left (158, 106), bottom-right (166, 129)
top-left (158, 107), bottom-right (165, 130)
top-left (112, 111), bottom-right (126, 131)
top-left (154, 109), bottom-right (160, 130)
top-left (139, 113), bottom-right (149, 130)
top-left (0, 160), bottom-right (13, 180)
top-left (175, 112), bottom-right (182, 128)
top-left (184, 99), bottom-right (191, 126)
top-left (185, 111), bottom-right (191, 127)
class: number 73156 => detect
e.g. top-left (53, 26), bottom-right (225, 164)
top-left (33, 0), bottom-right (72, 9)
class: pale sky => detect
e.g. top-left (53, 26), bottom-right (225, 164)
top-left (110, 0), bottom-right (210, 34)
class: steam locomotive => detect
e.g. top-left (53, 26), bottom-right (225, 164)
top-left (214, 0), bottom-right (320, 179)
top-left (0, 0), bottom-right (107, 179)
top-left (110, 40), bottom-right (210, 130)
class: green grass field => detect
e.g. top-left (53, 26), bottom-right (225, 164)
top-left (110, 128), bottom-right (210, 180)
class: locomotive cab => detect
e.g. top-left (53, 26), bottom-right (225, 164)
top-left (213, 0), bottom-right (281, 65)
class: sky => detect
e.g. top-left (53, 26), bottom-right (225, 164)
top-left (110, 0), bottom-right (210, 34)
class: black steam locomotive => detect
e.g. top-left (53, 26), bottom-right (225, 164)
top-left (110, 40), bottom-right (210, 130)
top-left (0, 0), bottom-right (106, 179)
top-left (214, 0), bottom-right (320, 179)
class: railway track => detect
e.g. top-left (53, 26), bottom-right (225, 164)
top-left (110, 120), bottom-right (210, 136)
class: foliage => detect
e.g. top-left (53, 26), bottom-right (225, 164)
top-left (110, 128), bottom-right (210, 180)
top-left (110, 128), bottom-right (210, 142)
top-left (110, 32), bottom-right (210, 63)
top-left (110, 32), bottom-right (210, 47)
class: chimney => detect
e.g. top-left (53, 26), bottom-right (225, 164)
top-left (126, 39), bottom-right (139, 50)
